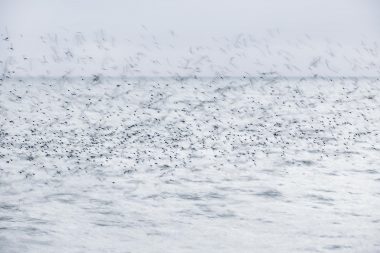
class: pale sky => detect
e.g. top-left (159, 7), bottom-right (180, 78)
top-left (1, 0), bottom-right (379, 39)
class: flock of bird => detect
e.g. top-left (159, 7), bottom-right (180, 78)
top-left (1, 76), bottom-right (379, 182)
top-left (1, 29), bottom-right (379, 78)
top-left (0, 29), bottom-right (380, 252)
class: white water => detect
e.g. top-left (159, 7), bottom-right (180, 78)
top-left (0, 77), bottom-right (379, 252)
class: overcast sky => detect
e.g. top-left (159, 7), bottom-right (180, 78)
top-left (1, 0), bottom-right (379, 39)
top-left (1, 0), bottom-right (379, 77)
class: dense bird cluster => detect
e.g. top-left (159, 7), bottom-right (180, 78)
top-left (0, 77), bottom-right (379, 179)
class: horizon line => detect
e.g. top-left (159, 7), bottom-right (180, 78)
top-left (2, 75), bottom-right (380, 81)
